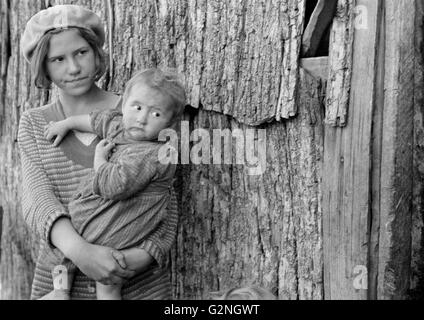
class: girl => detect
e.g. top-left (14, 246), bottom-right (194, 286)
top-left (18, 4), bottom-right (178, 299)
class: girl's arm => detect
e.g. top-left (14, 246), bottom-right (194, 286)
top-left (44, 114), bottom-right (93, 147)
top-left (51, 217), bottom-right (135, 284)
top-left (18, 112), bottom-right (133, 283)
top-left (19, 112), bottom-right (73, 242)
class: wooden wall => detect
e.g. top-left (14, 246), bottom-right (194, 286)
top-left (0, 0), bottom-right (423, 300)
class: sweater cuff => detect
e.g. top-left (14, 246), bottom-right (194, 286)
top-left (43, 210), bottom-right (71, 250)
top-left (138, 240), bottom-right (168, 269)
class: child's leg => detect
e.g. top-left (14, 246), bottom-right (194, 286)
top-left (39, 259), bottom-right (75, 300)
top-left (96, 282), bottom-right (123, 300)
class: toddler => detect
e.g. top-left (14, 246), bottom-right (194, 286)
top-left (43, 68), bottom-right (185, 299)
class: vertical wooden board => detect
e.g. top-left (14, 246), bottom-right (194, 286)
top-left (377, 0), bottom-right (415, 300)
top-left (325, 0), bottom-right (355, 127)
top-left (322, 0), bottom-right (381, 300)
top-left (411, 0), bottom-right (424, 299)
top-left (369, 1), bottom-right (385, 299)
top-left (0, 0), bottom-right (9, 133)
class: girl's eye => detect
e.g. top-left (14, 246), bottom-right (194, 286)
top-left (134, 105), bottom-right (142, 111)
top-left (78, 50), bottom-right (88, 56)
top-left (51, 57), bottom-right (64, 63)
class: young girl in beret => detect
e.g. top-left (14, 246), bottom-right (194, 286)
top-left (18, 5), bottom-right (178, 300)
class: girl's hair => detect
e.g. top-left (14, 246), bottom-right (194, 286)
top-left (123, 68), bottom-right (187, 123)
top-left (212, 286), bottom-right (277, 300)
top-left (30, 27), bottom-right (107, 89)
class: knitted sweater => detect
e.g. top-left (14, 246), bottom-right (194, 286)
top-left (18, 101), bottom-right (179, 300)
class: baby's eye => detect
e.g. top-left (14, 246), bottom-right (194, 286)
top-left (152, 111), bottom-right (161, 118)
top-left (132, 105), bottom-right (143, 111)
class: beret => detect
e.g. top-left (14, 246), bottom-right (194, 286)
top-left (21, 5), bottom-right (105, 63)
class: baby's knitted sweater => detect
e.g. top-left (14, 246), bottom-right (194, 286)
top-left (18, 101), bottom-right (178, 299)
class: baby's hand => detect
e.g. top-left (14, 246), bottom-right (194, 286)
top-left (95, 139), bottom-right (115, 161)
top-left (44, 120), bottom-right (70, 147)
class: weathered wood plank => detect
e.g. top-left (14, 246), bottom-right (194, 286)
top-left (172, 69), bottom-right (324, 299)
top-left (325, 0), bottom-right (355, 127)
top-left (411, 0), bottom-right (424, 299)
top-left (0, 0), bottom-right (10, 134)
top-left (300, 57), bottom-right (329, 81)
top-left (369, 1), bottom-right (385, 300)
top-left (302, 0), bottom-right (338, 57)
top-left (377, 0), bottom-right (415, 300)
top-left (322, 0), bottom-right (381, 300)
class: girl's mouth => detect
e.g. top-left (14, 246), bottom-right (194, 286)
top-left (66, 77), bottom-right (88, 84)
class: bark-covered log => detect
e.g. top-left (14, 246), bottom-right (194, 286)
top-left (172, 68), bottom-right (324, 299)
top-left (411, 0), bottom-right (424, 300)
top-left (324, 0), bottom-right (354, 127)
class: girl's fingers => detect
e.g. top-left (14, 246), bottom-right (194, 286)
top-left (114, 267), bottom-right (135, 280)
top-left (45, 131), bottom-right (53, 141)
top-left (111, 250), bottom-right (127, 269)
top-left (53, 135), bottom-right (62, 147)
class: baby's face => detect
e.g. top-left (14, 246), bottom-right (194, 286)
top-left (122, 84), bottom-right (174, 141)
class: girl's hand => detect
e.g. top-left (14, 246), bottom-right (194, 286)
top-left (44, 120), bottom-right (70, 147)
top-left (69, 241), bottom-right (135, 285)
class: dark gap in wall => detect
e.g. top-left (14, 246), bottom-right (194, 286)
top-left (304, 0), bottom-right (319, 31)
top-left (315, 23), bottom-right (331, 57)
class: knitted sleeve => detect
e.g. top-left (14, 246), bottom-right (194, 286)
top-left (90, 109), bottom-right (123, 139)
top-left (92, 146), bottom-right (161, 201)
top-left (18, 111), bottom-right (70, 245)
top-left (138, 187), bottom-right (179, 268)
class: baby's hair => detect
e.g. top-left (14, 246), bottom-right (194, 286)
top-left (123, 68), bottom-right (186, 122)
top-left (212, 286), bottom-right (277, 300)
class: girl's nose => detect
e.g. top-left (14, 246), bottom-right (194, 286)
top-left (67, 58), bottom-right (81, 75)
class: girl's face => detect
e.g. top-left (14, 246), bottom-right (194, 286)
top-left (122, 83), bottom-right (174, 141)
top-left (45, 29), bottom-right (97, 96)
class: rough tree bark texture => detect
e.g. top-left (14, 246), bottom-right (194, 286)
top-left (0, 0), bottom-right (325, 300)
top-left (324, 0), bottom-right (354, 127)
top-left (172, 69), bottom-right (324, 299)
top-left (411, 0), bottom-right (424, 299)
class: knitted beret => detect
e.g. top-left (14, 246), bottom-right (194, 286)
top-left (21, 5), bottom-right (105, 63)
